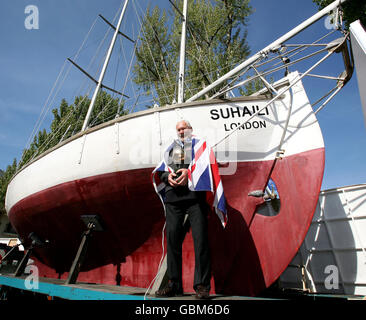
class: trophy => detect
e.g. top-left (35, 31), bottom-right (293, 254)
top-left (171, 144), bottom-right (185, 179)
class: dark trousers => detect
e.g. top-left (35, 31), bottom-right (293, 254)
top-left (165, 200), bottom-right (211, 291)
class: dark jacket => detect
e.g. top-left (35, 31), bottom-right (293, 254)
top-left (158, 140), bottom-right (204, 203)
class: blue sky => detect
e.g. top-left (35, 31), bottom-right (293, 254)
top-left (0, 0), bottom-right (365, 190)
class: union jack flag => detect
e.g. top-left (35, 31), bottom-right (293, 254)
top-left (152, 137), bottom-right (227, 228)
top-left (151, 141), bottom-right (175, 204)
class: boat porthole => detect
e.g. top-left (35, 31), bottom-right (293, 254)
top-left (255, 178), bottom-right (281, 217)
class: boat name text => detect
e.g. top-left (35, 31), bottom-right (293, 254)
top-left (210, 105), bottom-right (269, 132)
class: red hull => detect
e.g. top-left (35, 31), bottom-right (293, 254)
top-left (8, 148), bottom-right (324, 296)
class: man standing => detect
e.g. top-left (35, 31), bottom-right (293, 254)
top-left (153, 120), bottom-right (212, 299)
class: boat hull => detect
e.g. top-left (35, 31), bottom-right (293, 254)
top-left (6, 74), bottom-right (325, 295)
top-left (7, 148), bottom-right (324, 295)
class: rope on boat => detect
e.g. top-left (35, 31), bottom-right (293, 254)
top-left (212, 35), bottom-right (349, 208)
top-left (212, 36), bottom-right (347, 150)
top-left (144, 222), bottom-right (166, 300)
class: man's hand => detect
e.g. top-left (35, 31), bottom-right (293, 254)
top-left (175, 168), bottom-right (188, 186)
top-left (167, 172), bottom-right (179, 187)
top-left (167, 169), bottom-right (189, 187)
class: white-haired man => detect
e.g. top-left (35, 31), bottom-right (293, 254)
top-left (154, 120), bottom-right (211, 299)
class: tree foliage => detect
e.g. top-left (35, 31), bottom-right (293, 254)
top-left (313, 0), bottom-right (366, 29)
top-left (133, 0), bottom-right (253, 105)
top-left (0, 159), bottom-right (17, 215)
top-left (18, 92), bottom-right (125, 169)
top-left (134, 6), bottom-right (175, 106)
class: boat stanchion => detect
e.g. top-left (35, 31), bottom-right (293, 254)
top-left (14, 232), bottom-right (49, 277)
top-left (65, 215), bottom-right (104, 285)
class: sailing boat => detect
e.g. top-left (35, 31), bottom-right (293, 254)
top-left (4, 0), bottom-right (355, 296)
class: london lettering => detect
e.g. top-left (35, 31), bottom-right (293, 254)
top-left (210, 105), bottom-right (269, 131)
top-left (224, 120), bottom-right (267, 131)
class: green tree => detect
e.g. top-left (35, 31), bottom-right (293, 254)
top-left (313, 0), bottom-right (366, 29)
top-left (133, 0), bottom-right (252, 105)
top-left (18, 91), bottom-right (125, 169)
top-left (0, 159), bottom-right (17, 215)
top-left (134, 5), bottom-right (175, 106)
